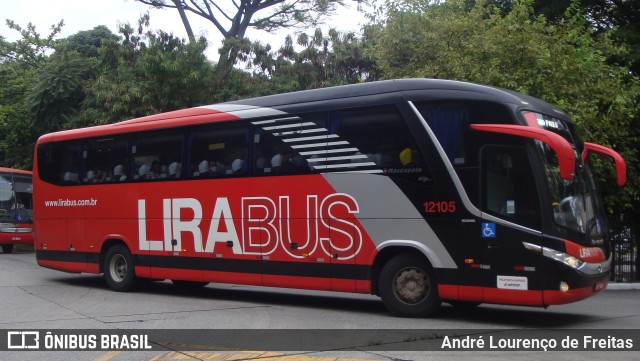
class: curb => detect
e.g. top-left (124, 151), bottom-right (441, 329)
top-left (606, 283), bottom-right (640, 290)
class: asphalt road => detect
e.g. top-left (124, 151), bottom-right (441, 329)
top-left (1, 247), bottom-right (639, 361)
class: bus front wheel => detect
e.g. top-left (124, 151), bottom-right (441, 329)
top-left (2, 245), bottom-right (14, 253)
top-left (103, 244), bottom-right (138, 292)
top-left (378, 254), bottom-right (440, 317)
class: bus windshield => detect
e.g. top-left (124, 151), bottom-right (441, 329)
top-left (0, 173), bottom-right (33, 224)
top-left (524, 111), bottom-right (599, 235)
top-left (541, 144), bottom-right (595, 234)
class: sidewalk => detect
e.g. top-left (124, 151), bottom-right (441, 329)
top-left (607, 282), bottom-right (640, 290)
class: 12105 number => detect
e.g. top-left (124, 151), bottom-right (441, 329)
top-left (423, 201), bottom-right (456, 213)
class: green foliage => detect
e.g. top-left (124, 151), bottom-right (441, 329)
top-left (135, 0), bottom-right (352, 80)
top-left (27, 52), bottom-right (100, 133)
top-left (0, 63), bottom-right (35, 169)
top-left (250, 27), bottom-right (379, 91)
top-left (0, 20), bottom-right (64, 169)
top-left (69, 15), bottom-right (216, 126)
top-left (57, 25), bottom-right (119, 58)
top-left (487, 0), bottom-right (640, 74)
top-left (0, 19), bottom-right (63, 66)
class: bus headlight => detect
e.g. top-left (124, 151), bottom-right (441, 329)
top-left (523, 242), bottom-right (584, 270)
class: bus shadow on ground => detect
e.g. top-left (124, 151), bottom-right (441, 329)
top-left (53, 274), bottom-right (598, 328)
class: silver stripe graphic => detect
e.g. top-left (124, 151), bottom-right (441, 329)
top-left (323, 174), bottom-right (457, 269)
top-left (282, 134), bottom-right (339, 143)
top-left (278, 128), bottom-right (327, 136)
top-left (263, 122), bottom-right (318, 130)
top-left (299, 148), bottom-right (359, 155)
top-left (251, 112), bottom-right (381, 174)
top-left (292, 141), bottom-right (350, 149)
top-left (203, 104), bottom-right (287, 119)
top-left (312, 162), bottom-right (377, 170)
top-left (331, 169), bottom-right (384, 174)
top-left (307, 155), bottom-right (368, 162)
top-left (251, 116), bottom-right (301, 125)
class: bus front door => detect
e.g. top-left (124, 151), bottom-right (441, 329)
top-left (480, 145), bottom-right (544, 306)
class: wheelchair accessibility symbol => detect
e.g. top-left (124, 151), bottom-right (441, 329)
top-left (482, 223), bottom-right (496, 238)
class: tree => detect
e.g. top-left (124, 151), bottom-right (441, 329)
top-left (135, 0), bottom-right (350, 81)
top-left (58, 25), bottom-right (119, 58)
top-left (0, 62), bottom-right (35, 169)
top-left (0, 20), bottom-right (64, 168)
top-left (369, 0), bottom-right (640, 232)
top-left (0, 19), bottom-right (63, 66)
top-left (249, 27), bottom-right (379, 92)
top-left (22, 27), bottom-right (117, 135)
top-left (69, 14), bottom-right (218, 127)
top-left (488, 0), bottom-right (640, 74)
top-left (26, 52), bottom-right (99, 133)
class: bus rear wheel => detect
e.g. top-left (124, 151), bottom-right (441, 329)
top-left (378, 254), bottom-right (440, 317)
top-left (2, 245), bottom-right (14, 253)
top-left (103, 244), bottom-right (138, 292)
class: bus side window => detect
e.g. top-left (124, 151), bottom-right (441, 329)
top-left (37, 141), bottom-right (82, 186)
top-left (329, 105), bottom-right (432, 181)
top-left (131, 130), bottom-right (183, 181)
top-left (413, 101), bottom-right (514, 167)
top-left (188, 122), bottom-right (249, 178)
top-left (83, 137), bottom-right (128, 184)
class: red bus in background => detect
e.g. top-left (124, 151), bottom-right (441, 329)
top-left (0, 167), bottom-right (34, 253)
top-left (33, 79), bottom-right (626, 317)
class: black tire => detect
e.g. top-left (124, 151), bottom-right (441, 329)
top-left (103, 244), bottom-right (138, 292)
top-left (2, 244), bottom-right (14, 253)
top-left (378, 254), bottom-right (440, 317)
top-left (171, 280), bottom-right (209, 289)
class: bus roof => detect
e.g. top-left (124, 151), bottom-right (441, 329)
top-left (0, 167), bottom-right (32, 175)
top-left (37, 78), bottom-right (572, 143)
top-left (229, 78), bottom-right (567, 117)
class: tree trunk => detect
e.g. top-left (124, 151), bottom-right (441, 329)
top-left (214, 44), bottom-right (239, 81)
top-left (172, 0), bottom-right (195, 42)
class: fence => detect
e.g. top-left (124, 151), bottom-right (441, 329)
top-left (610, 225), bottom-right (639, 282)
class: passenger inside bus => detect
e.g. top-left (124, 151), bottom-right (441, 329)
top-left (168, 162), bottom-right (181, 178)
top-left (148, 161), bottom-right (163, 179)
top-left (197, 160), bottom-right (209, 177)
top-left (231, 159), bottom-right (245, 175)
top-left (113, 165), bottom-right (126, 181)
top-left (138, 164), bottom-right (150, 180)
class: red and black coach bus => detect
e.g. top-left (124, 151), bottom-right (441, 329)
top-left (33, 79), bottom-right (626, 317)
top-left (0, 167), bottom-right (34, 254)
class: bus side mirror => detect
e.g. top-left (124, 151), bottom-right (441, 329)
top-left (582, 142), bottom-right (626, 187)
top-left (471, 124), bottom-right (576, 181)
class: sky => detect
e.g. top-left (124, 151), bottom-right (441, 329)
top-left (1, 0), bottom-right (368, 60)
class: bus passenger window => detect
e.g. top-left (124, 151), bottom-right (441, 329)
top-left (329, 105), bottom-right (432, 181)
top-left (131, 130), bottom-right (182, 181)
top-left (413, 101), bottom-right (514, 168)
top-left (37, 141), bottom-right (82, 186)
top-left (84, 137), bottom-right (128, 184)
top-left (188, 122), bottom-right (249, 178)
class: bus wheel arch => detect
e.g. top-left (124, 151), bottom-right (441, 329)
top-left (371, 244), bottom-right (443, 295)
top-left (101, 240), bottom-right (139, 292)
top-left (373, 248), bottom-right (441, 317)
